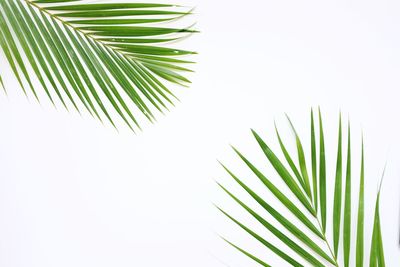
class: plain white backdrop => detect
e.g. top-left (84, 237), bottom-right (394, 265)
top-left (1, 0), bottom-right (400, 266)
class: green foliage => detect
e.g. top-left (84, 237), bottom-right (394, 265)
top-left (0, 0), bottom-right (196, 130)
top-left (218, 109), bottom-right (385, 266)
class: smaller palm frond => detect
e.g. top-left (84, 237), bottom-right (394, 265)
top-left (0, 0), bottom-right (196, 130)
top-left (217, 109), bottom-right (386, 267)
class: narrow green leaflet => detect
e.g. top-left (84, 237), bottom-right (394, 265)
top-left (219, 182), bottom-right (333, 265)
top-left (286, 115), bottom-right (312, 199)
top-left (252, 130), bottom-right (315, 215)
top-left (333, 114), bottom-right (343, 256)
top-left (376, 209), bottom-right (385, 267)
top-left (370, 174), bottom-right (386, 267)
top-left (44, 3), bottom-right (174, 11)
top-left (355, 139), bottom-right (365, 267)
top-left (220, 163), bottom-right (322, 239)
top-left (343, 124), bottom-right (352, 267)
top-left (3, 2), bottom-right (53, 103)
top-left (0, 9), bottom-right (36, 98)
top-left (318, 108), bottom-right (327, 233)
top-left (310, 109), bottom-right (318, 211)
top-left (275, 124), bottom-right (307, 191)
top-left (0, 0), bottom-right (196, 130)
top-left (222, 238), bottom-right (272, 267)
top-left (218, 109), bottom-right (386, 267)
top-left (217, 207), bottom-right (303, 267)
top-left (0, 74), bottom-right (4, 92)
top-left (231, 147), bottom-right (320, 235)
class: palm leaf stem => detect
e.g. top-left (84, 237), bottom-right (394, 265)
top-left (301, 171), bottom-right (340, 266)
top-left (25, 0), bottom-right (193, 64)
top-left (315, 216), bottom-right (340, 267)
top-left (25, 0), bottom-right (127, 61)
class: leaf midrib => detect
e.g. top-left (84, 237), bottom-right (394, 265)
top-left (305, 173), bottom-right (339, 267)
top-left (24, 0), bottom-right (137, 63)
top-left (315, 215), bottom-right (340, 267)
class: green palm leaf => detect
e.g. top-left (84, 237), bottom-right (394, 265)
top-left (0, 0), bottom-right (196, 130)
top-left (218, 109), bottom-right (386, 267)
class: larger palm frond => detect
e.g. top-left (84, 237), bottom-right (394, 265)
top-left (0, 0), bottom-right (196, 130)
top-left (218, 109), bottom-right (386, 266)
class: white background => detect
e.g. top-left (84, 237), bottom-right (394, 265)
top-left (1, 0), bottom-right (400, 266)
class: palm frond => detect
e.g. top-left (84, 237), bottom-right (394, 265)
top-left (218, 109), bottom-right (386, 266)
top-left (0, 0), bottom-right (196, 130)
